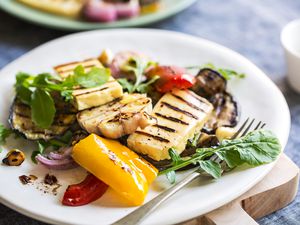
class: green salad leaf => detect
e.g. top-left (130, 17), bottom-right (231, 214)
top-left (199, 160), bottom-right (222, 179)
top-left (31, 88), bottom-right (56, 129)
top-left (186, 63), bottom-right (246, 80)
top-left (160, 130), bottom-right (281, 183)
top-left (15, 65), bottom-right (110, 128)
top-left (0, 124), bottom-right (13, 152)
top-left (118, 57), bottom-right (158, 94)
top-left (68, 65), bottom-right (111, 88)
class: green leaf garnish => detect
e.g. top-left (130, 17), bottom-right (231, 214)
top-left (186, 63), bottom-right (246, 80)
top-left (15, 65), bottom-right (110, 129)
top-left (160, 130), bottom-right (281, 182)
top-left (199, 160), bottom-right (222, 179)
top-left (15, 72), bottom-right (33, 105)
top-left (166, 171), bottom-right (176, 184)
top-left (0, 124), bottom-right (13, 152)
top-left (117, 78), bottom-right (134, 93)
top-left (71, 65), bottom-right (111, 88)
top-left (118, 57), bottom-right (158, 94)
top-left (31, 88), bottom-right (56, 129)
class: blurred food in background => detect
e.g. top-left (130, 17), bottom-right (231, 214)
top-left (17, 0), bottom-right (160, 22)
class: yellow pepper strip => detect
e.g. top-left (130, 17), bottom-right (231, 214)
top-left (72, 134), bottom-right (158, 206)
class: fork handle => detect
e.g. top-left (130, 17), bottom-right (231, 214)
top-left (112, 172), bottom-right (200, 225)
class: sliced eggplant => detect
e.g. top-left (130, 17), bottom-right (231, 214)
top-left (192, 68), bottom-right (227, 98)
top-left (9, 99), bottom-right (76, 141)
top-left (202, 92), bottom-right (239, 134)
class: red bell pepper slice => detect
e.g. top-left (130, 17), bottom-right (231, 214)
top-left (147, 65), bottom-right (196, 93)
top-left (62, 174), bottom-right (108, 206)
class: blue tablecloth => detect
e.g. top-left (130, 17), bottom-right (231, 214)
top-left (0, 0), bottom-right (299, 224)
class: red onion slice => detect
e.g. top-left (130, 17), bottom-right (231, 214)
top-left (36, 154), bottom-right (78, 170)
top-left (115, 0), bottom-right (140, 18)
top-left (84, 0), bottom-right (117, 22)
top-left (49, 147), bottom-right (73, 160)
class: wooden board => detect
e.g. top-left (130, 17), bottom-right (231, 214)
top-left (181, 154), bottom-right (299, 225)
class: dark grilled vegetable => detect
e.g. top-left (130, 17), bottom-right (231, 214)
top-left (192, 68), bottom-right (227, 98)
top-left (202, 92), bottom-right (239, 134)
top-left (2, 149), bottom-right (25, 166)
top-left (9, 99), bottom-right (76, 141)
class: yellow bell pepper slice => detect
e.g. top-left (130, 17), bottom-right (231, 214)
top-left (72, 134), bottom-right (158, 206)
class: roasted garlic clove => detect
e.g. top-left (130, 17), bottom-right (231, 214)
top-left (2, 149), bottom-right (25, 166)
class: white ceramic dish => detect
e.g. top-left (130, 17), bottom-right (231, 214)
top-left (0, 29), bottom-right (290, 225)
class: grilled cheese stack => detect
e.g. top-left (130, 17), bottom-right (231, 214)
top-left (128, 89), bottom-right (213, 161)
top-left (77, 93), bottom-right (155, 139)
top-left (54, 58), bottom-right (123, 111)
top-left (18, 0), bottom-right (85, 18)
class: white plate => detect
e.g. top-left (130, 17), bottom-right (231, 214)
top-left (0, 29), bottom-right (290, 225)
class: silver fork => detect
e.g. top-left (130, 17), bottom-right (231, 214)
top-left (112, 118), bottom-right (266, 225)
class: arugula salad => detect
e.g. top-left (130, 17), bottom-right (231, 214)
top-left (0, 49), bottom-right (281, 207)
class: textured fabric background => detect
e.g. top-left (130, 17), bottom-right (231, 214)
top-left (0, 0), bottom-right (299, 224)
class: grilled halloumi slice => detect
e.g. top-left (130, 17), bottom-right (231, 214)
top-left (77, 93), bottom-right (155, 139)
top-left (54, 58), bottom-right (103, 79)
top-left (17, 0), bottom-right (85, 18)
top-left (127, 89), bottom-right (214, 161)
top-left (54, 58), bottom-right (123, 111)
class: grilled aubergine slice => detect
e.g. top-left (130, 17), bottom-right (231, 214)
top-left (192, 68), bottom-right (239, 134)
top-left (77, 93), bottom-right (155, 139)
top-left (192, 68), bottom-right (227, 98)
top-left (127, 89), bottom-right (213, 161)
top-left (54, 58), bottom-right (123, 111)
top-left (202, 92), bottom-right (239, 134)
top-left (9, 99), bottom-right (76, 141)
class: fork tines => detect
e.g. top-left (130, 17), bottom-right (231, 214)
top-left (231, 118), bottom-right (266, 140)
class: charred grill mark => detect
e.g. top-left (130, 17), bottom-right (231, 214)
top-left (161, 101), bottom-right (199, 119)
top-left (153, 124), bottom-right (176, 133)
top-left (155, 113), bottom-right (189, 125)
top-left (58, 64), bottom-right (98, 74)
top-left (135, 131), bottom-right (170, 143)
top-left (15, 113), bottom-right (73, 127)
top-left (188, 92), bottom-right (212, 113)
top-left (189, 91), bottom-right (208, 104)
top-left (74, 87), bottom-right (109, 96)
top-left (171, 93), bottom-right (205, 112)
top-left (54, 59), bottom-right (99, 72)
top-left (15, 112), bottom-right (30, 118)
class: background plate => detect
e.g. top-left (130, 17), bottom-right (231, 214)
top-left (0, 0), bottom-right (197, 30)
top-left (0, 29), bottom-right (290, 225)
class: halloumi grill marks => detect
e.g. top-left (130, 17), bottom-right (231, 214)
top-left (127, 89), bottom-right (214, 161)
top-left (54, 58), bottom-right (123, 111)
top-left (77, 94), bottom-right (156, 139)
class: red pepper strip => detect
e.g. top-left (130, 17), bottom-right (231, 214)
top-left (62, 174), bottom-right (108, 206)
top-left (157, 73), bottom-right (196, 93)
top-left (146, 65), bottom-right (196, 93)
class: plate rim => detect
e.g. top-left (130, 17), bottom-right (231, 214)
top-left (0, 28), bottom-right (291, 225)
top-left (0, 0), bottom-right (197, 31)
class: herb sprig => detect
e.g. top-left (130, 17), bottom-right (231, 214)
top-left (15, 65), bottom-right (110, 128)
top-left (117, 57), bottom-right (159, 94)
top-left (161, 130), bottom-right (281, 183)
top-left (0, 124), bottom-right (13, 152)
top-left (186, 63), bottom-right (246, 80)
